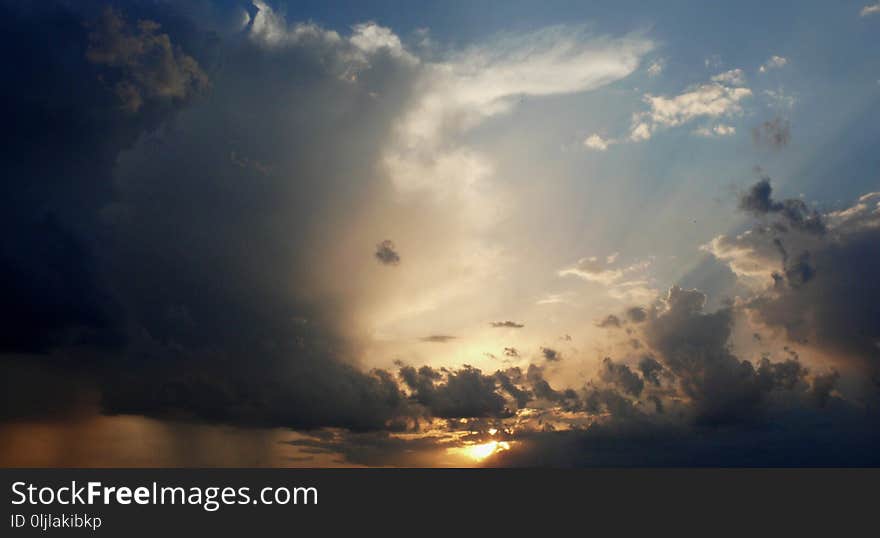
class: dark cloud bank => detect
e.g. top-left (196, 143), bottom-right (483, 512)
top-left (1, 2), bottom-right (879, 466)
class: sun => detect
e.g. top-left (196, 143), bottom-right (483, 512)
top-left (457, 440), bottom-right (511, 462)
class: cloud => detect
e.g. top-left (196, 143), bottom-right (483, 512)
top-left (383, 25), bottom-right (652, 233)
top-left (419, 335), bottom-right (457, 343)
top-left (599, 358), bottom-right (644, 397)
top-left (737, 178), bottom-right (826, 234)
top-left (752, 117), bottom-right (791, 149)
top-left (759, 55), bottom-right (788, 73)
top-left (862, 3), bottom-right (880, 16)
top-left (541, 347), bottom-right (562, 362)
top-left (694, 124), bottom-right (736, 137)
top-left (587, 70), bottom-right (751, 145)
top-left (701, 229), bottom-right (785, 288)
top-left (559, 256), bottom-right (655, 302)
top-left (375, 240), bottom-right (401, 265)
top-left (559, 256), bottom-right (649, 285)
top-left (398, 365), bottom-right (512, 418)
top-left (625, 307), bottom-right (647, 323)
top-left (630, 76), bottom-right (751, 140)
top-left (86, 7), bottom-right (209, 112)
top-left (596, 314), bottom-right (622, 329)
top-left (583, 133), bottom-right (612, 151)
top-left (490, 321), bottom-right (524, 328)
top-left (646, 59), bottom-right (664, 77)
top-left (711, 68), bottom-right (746, 86)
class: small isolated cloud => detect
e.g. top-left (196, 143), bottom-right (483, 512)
top-left (504, 347), bottom-right (520, 357)
top-left (491, 321), bottom-right (524, 328)
top-left (694, 124), bottom-right (736, 137)
top-left (596, 314), bottom-right (622, 328)
top-left (583, 134), bottom-right (612, 151)
top-left (647, 59), bottom-right (664, 77)
top-left (752, 117), bottom-right (791, 149)
top-left (861, 3), bottom-right (880, 16)
top-left (375, 239), bottom-right (401, 265)
top-left (541, 347), bottom-right (561, 362)
top-left (419, 334), bottom-right (456, 343)
top-left (759, 55), bottom-right (788, 73)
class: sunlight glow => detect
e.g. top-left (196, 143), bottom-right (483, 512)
top-left (456, 440), bottom-right (511, 461)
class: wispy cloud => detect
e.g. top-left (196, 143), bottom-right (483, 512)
top-left (759, 55), bottom-right (788, 73)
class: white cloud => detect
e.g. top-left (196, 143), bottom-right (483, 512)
top-left (861, 3), bottom-right (880, 16)
top-left (701, 231), bottom-right (783, 289)
top-left (626, 74), bottom-right (751, 141)
top-left (350, 22), bottom-right (413, 61)
top-left (640, 83), bottom-right (751, 127)
top-left (584, 133), bottom-right (612, 151)
top-left (711, 68), bottom-right (746, 86)
top-left (694, 124), bottom-right (736, 137)
top-left (384, 26), bottom-right (653, 228)
top-left (759, 55), bottom-right (788, 73)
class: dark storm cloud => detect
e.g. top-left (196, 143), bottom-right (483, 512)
top-left (86, 7), bottom-right (209, 112)
top-left (738, 178), bottom-right (826, 235)
top-left (0, 1), bottom-right (429, 432)
top-left (642, 286), bottom-right (818, 425)
top-left (744, 197), bottom-right (880, 376)
top-left (495, 368), bottom-right (531, 409)
top-left (638, 356), bottom-right (663, 387)
top-left (526, 365), bottom-right (580, 409)
top-left (491, 400), bottom-right (880, 466)
top-left (398, 365), bottom-right (512, 419)
top-left (490, 321), bottom-right (524, 328)
top-left (752, 117), bottom-right (791, 150)
top-left (375, 240), bottom-right (401, 266)
top-left (419, 335), bottom-right (457, 343)
top-left (599, 358), bottom-right (644, 397)
top-left (0, 2), bottom-right (204, 356)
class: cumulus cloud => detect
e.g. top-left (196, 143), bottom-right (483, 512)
top-left (86, 7), bottom-right (209, 112)
top-left (705, 185), bottom-right (880, 387)
top-left (599, 358), bottom-right (644, 396)
top-left (583, 68), bottom-right (752, 145)
top-left (583, 133), bottom-right (612, 151)
top-left (630, 77), bottom-right (751, 140)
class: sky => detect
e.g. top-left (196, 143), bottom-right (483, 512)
top-left (1, 0), bottom-right (879, 467)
